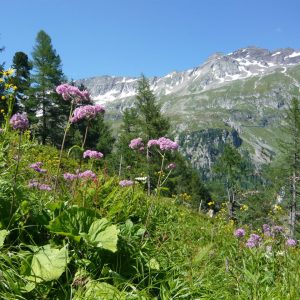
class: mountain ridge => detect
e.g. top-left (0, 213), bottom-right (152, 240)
top-left (76, 46), bottom-right (300, 176)
top-left (77, 46), bottom-right (300, 104)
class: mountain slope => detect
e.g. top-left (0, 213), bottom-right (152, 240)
top-left (76, 47), bottom-right (300, 174)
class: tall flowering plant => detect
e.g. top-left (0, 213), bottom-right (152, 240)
top-left (128, 136), bottom-right (179, 196)
top-left (54, 84), bottom-right (105, 189)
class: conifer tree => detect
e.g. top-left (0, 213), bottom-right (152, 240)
top-left (281, 98), bottom-right (300, 237)
top-left (11, 51), bottom-right (32, 111)
top-left (116, 75), bottom-right (170, 185)
top-left (213, 143), bottom-right (243, 219)
top-left (135, 74), bottom-right (170, 139)
top-left (28, 30), bottom-right (66, 144)
top-left (116, 75), bottom-right (210, 204)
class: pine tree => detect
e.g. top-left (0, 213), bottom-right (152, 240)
top-left (11, 51), bottom-right (32, 111)
top-left (116, 75), bottom-right (210, 204)
top-left (28, 30), bottom-right (66, 144)
top-left (281, 98), bottom-right (300, 237)
top-left (213, 143), bottom-right (243, 219)
top-left (116, 75), bottom-right (170, 187)
top-left (135, 74), bottom-right (170, 139)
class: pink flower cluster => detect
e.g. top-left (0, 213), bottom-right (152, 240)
top-left (78, 170), bottom-right (97, 179)
top-left (129, 138), bottom-right (144, 150)
top-left (63, 170), bottom-right (96, 181)
top-left (83, 150), bottom-right (104, 159)
top-left (263, 224), bottom-right (285, 237)
top-left (29, 162), bottom-right (47, 173)
top-left (246, 234), bottom-right (261, 248)
top-left (56, 84), bottom-right (90, 103)
top-left (167, 163), bottom-right (176, 170)
top-left (9, 113), bottom-right (29, 131)
top-left (286, 239), bottom-right (297, 247)
top-left (70, 104), bottom-right (105, 123)
top-left (234, 224), bottom-right (297, 249)
top-left (147, 137), bottom-right (178, 151)
top-left (28, 180), bottom-right (52, 191)
top-left (234, 228), bottom-right (245, 238)
top-left (119, 180), bottom-right (134, 187)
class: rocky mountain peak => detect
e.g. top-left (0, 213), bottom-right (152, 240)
top-left (76, 46), bottom-right (300, 104)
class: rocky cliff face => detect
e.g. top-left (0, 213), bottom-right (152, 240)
top-left (76, 46), bottom-right (300, 174)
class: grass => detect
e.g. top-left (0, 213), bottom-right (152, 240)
top-left (0, 130), bottom-right (299, 299)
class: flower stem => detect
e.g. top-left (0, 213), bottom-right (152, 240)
top-left (54, 102), bottom-right (74, 191)
top-left (156, 152), bottom-right (165, 197)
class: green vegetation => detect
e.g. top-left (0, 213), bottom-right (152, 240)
top-left (1, 31), bottom-right (300, 299)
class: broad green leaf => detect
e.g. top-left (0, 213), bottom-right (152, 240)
top-left (75, 281), bottom-right (125, 300)
top-left (27, 244), bottom-right (69, 283)
top-left (136, 228), bottom-right (146, 236)
top-left (0, 230), bottom-right (9, 248)
top-left (87, 218), bottom-right (119, 252)
top-left (47, 206), bottom-right (99, 241)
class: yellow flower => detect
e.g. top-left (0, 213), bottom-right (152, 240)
top-left (12, 86), bottom-right (17, 90)
top-left (274, 204), bottom-right (282, 212)
top-left (240, 204), bottom-right (249, 211)
top-left (0, 109), bottom-right (4, 113)
top-left (3, 69), bottom-right (14, 76)
top-left (208, 201), bottom-right (215, 206)
top-left (1, 96), bottom-right (5, 100)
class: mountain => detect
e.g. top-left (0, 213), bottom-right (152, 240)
top-left (77, 46), bottom-right (300, 176)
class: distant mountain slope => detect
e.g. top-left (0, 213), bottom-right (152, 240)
top-left (76, 47), bottom-right (300, 175)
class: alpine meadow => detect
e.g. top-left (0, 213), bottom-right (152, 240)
top-left (1, 6), bottom-right (300, 298)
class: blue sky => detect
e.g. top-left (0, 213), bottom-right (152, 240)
top-left (1, 0), bottom-right (299, 79)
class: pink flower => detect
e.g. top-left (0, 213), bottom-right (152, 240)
top-left (70, 104), bottom-right (105, 123)
top-left (63, 173), bottom-right (78, 181)
top-left (83, 150), bottom-right (104, 159)
top-left (147, 139), bottom-right (160, 147)
top-left (234, 228), bottom-right (245, 238)
top-left (119, 180), bottom-right (134, 187)
top-left (9, 113), bottom-right (29, 131)
top-left (78, 170), bottom-right (96, 179)
top-left (129, 138), bottom-right (144, 150)
top-left (147, 137), bottom-right (178, 151)
top-left (38, 184), bottom-right (52, 191)
top-left (286, 239), bottom-right (297, 247)
top-left (28, 180), bottom-right (51, 191)
top-left (157, 137), bottom-right (178, 151)
top-left (56, 84), bottom-right (90, 103)
top-left (167, 163), bottom-right (176, 170)
top-left (245, 234), bottom-right (261, 248)
top-left (29, 162), bottom-right (47, 173)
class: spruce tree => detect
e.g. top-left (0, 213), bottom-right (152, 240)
top-left (280, 98), bottom-right (300, 237)
top-left (213, 143), bottom-right (243, 219)
top-left (116, 75), bottom-right (170, 184)
top-left (11, 51), bottom-right (32, 111)
top-left (28, 30), bottom-right (66, 144)
top-left (116, 75), bottom-right (210, 204)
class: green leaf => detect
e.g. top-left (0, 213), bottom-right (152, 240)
top-left (78, 281), bottom-right (125, 300)
top-left (0, 230), bottom-right (9, 248)
top-left (26, 244), bottom-right (69, 283)
top-left (47, 206), bottom-right (99, 241)
top-left (87, 218), bottom-right (119, 252)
